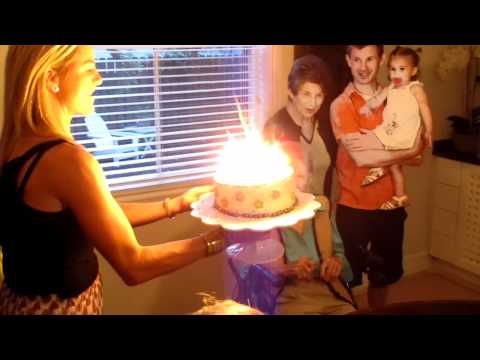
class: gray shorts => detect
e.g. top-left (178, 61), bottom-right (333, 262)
top-left (275, 279), bottom-right (356, 315)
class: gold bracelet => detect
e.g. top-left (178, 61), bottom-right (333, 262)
top-left (202, 234), bottom-right (211, 256)
top-left (212, 238), bottom-right (225, 254)
top-left (203, 235), bottom-right (225, 257)
top-left (163, 198), bottom-right (175, 218)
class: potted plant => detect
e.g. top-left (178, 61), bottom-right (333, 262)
top-left (437, 45), bottom-right (480, 155)
top-left (448, 106), bottom-right (480, 153)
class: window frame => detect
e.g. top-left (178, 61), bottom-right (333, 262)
top-left (85, 45), bottom-right (286, 202)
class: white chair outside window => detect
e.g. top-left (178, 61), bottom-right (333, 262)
top-left (84, 113), bottom-right (140, 167)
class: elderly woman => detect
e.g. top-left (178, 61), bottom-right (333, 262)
top-left (262, 54), bottom-right (356, 315)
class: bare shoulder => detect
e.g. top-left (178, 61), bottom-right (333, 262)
top-left (330, 92), bottom-right (354, 116)
top-left (330, 96), bottom-right (343, 121)
top-left (409, 82), bottom-right (426, 96)
top-left (47, 142), bottom-right (97, 171)
top-left (262, 118), bottom-right (277, 141)
top-left (330, 94), bottom-right (344, 111)
top-left (42, 142), bottom-right (103, 188)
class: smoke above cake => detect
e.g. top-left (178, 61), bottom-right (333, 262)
top-left (214, 131), bottom-right (293, 186)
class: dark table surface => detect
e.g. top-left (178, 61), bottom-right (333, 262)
top-left (433, 139), bottom-right (480, 166)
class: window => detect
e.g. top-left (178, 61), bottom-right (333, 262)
top-left (71, 45), bottom-right (268, 192)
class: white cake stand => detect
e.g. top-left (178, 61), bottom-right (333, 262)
top-left (190, 191), bottom-right (322, 232)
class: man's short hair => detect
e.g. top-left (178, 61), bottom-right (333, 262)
top-left (346, 45), bottom-right (384, 58)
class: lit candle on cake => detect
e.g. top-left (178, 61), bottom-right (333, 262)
top-left (191, 100), bottom-right (320, 231)
top-left (213, 104), bottom-right (297, 219)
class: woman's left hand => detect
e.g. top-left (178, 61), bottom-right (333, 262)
top-left (180, 185), bottom-right (215, 209)
top-left (320, 256), bottom-right (343, 282)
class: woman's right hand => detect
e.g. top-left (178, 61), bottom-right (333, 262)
top-left (170, 185), bottom-right (215, 215)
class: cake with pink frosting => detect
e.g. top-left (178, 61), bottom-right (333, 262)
top-left (214, 136), bottom-right (297, 218)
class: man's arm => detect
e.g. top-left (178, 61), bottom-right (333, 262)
top-left (345, 129), bottom-right (424, 168)
top-left (331, 93), bottom-right (425, 169)
top-left (330, 96), bottom-right (361, 140)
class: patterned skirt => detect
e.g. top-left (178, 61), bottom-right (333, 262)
top-left (0, 274), bottom-right (103, 315)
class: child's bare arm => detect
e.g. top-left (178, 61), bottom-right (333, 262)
top-left (367, 86), bottom-right (389, 110)
top-left (359, 87), bottom-right (389, 117)
top-left (411, 84), bottom-right (433, 148)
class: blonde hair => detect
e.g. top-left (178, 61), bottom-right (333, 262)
top-left (192, 293), bottom-right (264, 315)
top-left (0, 45), bottom-right (79, 168)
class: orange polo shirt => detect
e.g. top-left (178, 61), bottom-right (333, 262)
top-left (330, 83), bottom-right (395, 210)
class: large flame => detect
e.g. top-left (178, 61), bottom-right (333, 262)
top-left (214, 101), bottom-right (293, 186)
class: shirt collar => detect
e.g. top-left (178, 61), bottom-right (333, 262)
top-left (343, 82), bottom-right (383, 100)
top-left (343, 82), bottom-right (356, 97)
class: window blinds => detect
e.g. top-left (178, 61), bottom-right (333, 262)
top-left (71, 45), bottom-right (267, 192)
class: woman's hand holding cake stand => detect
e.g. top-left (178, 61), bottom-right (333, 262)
top-left (165, 185), bottom-right (215, 218)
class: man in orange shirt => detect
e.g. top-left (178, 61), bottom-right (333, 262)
top-left (330, 45), bottom-right (424, 309)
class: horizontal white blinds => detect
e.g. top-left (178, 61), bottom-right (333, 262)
top-left (71, 46), bottom-right (266, 192)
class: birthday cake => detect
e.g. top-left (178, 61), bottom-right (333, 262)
top-left (213, 135), bottom-right (297, 218)
top-left (214, 176), bottom-right (297, 218)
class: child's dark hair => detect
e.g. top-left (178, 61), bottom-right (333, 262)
top-left (388, 46), bottom-right (422, 80)
top-left (288, 54), bottom-right (332, 97)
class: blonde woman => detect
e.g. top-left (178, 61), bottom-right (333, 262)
top-left (0, 45), bottom-right (223, 315)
